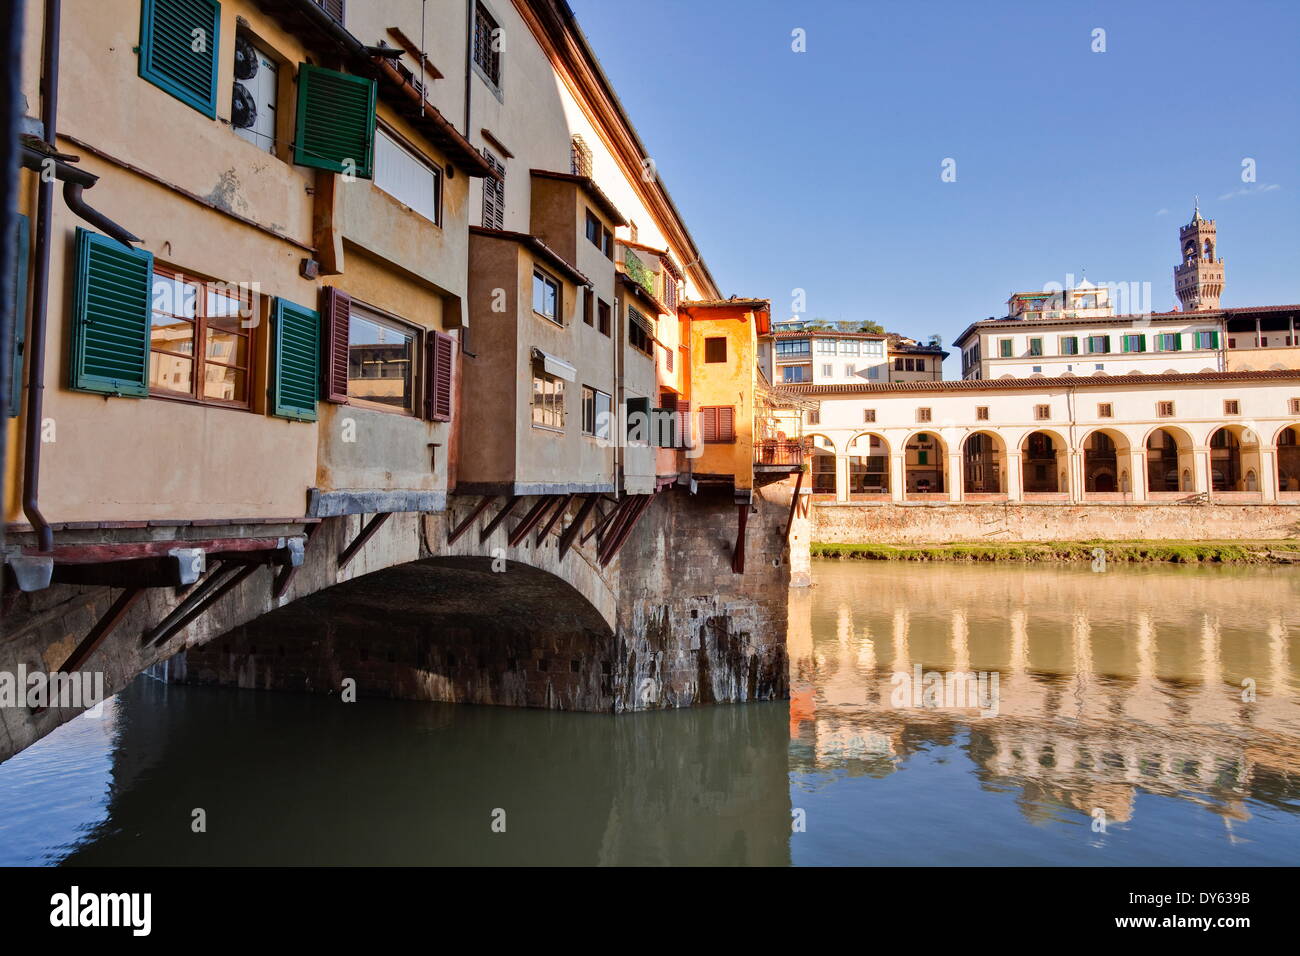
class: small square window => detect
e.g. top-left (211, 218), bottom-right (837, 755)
top-left (863, 409), bottom-right (876, 423)
top-left (1158, 401), bottom-right (1175, 418)
top-left (976, 406), bottom-right (989, 420)
top-left (916, 407), bottom-right (932, 423)
top-left (1035, 404), bottom-right (1051, 420)
top-left (1223, 399), bottom-right (1239, 415)
top-left (532, 269), bottom-right (560, 324)
top-left (704, 336), bottom-right (727, 363)
top-left (821, 363), bottom-right (833, 377)
top-left (1290, 398), bottom-right (1300, 415)
top-left (1097, 403), bottom-right (1113, 418)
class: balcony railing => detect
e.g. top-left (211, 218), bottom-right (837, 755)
top-left (755, 439), bottom-right (806, 466)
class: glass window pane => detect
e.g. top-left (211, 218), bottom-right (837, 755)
top-left (152, 274), bottom-right (197, 318)
top-left (151, 313), bottom-right (194, 355)
top-left (348, 311), bottom-right (415, 410)
top-left (205, 328), bottom-right (248, 367)
top-left (150, 351), bottom-right (193, 393)
top-left (203, 364), bottom-right (246, 402)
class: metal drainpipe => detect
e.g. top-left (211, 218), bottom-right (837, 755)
top-left (23, 0), bottom-right (60, 553)
top-left (463, 0), bottom-right (473, 137)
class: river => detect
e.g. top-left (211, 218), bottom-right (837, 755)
top-left (0, 560), bottom-right (1296, 865)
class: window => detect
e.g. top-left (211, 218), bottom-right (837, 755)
top-left (776, 339), bottom-right (809, 356)
top-left (374, 128), bottom-right (442, 223)
top-left (294, 64), bottom-right (377, 177)
top-left (472, 2), bottom-right (502, 89)
top-left (1158, 401), bottom-right (1175, 417)
top-left (481, 148), bottom-right (505, 229)
top-left (662, 269), bottom-right (678, 312)
top-left (916, 407), bottom-right (932, 423)
top-left (1061, 336), bottom-right (1079, 356)
top-left (1098, 403), bottom-right (1113, 418)
top-left (1035, 404), bottom-right (1051, 420)
top-left (232, 34), bottom-right (278, 153)
top-left (346, 304), bottom-right (418, 413)
top-left (150, 266), bottom-right (255, 407)
top-left (1196, 330), bottom-right (1221, 349)
top-left (700, 406), bottom-right (736, 443)
top-left (581, 287), bottom-right (594, 327)
top-left (894, 357), bottom-right (905, 371)
top-left (816, 339), bottom-right (836, 354)
top-left (782, 366), bottom-right (807, 383)
top-left (839, 340), bottom-right (860, 355)
top-left (1223, 399), bottom-right (1240, 415)
top-left (582, 385), bottom-right (611, 439)
top-left (664, 345), bottom-right (673, 371)
top-left (863, 409), bottom-right (876, 423)
top-left (629, 307), bottom-right (653, 355)
top-left (1290, 398), bottom-right (1300, 415)
top-left (311, 0), bottom-right (345, 22)
top-left (866, 365), bottom-right (880, 380)
top-left (904, 359), bottom-right (916, 371)
top-left (585, 210), bottom-right (603, 247)
top-left (270, 297), bottom-right (319, 421)
top-left (531, 366), bottom-right (565, 428)
top-left (1032, 366), bottom-right (1042, 374)
top-left (597, 298), bottom-right (611, 336)
top-left (821, 364), bottom-right (833, 377)
top-left (139, 0), bottom-right (221, 117)
top-left (845, 364), bottom-right (856, 376)
top-left (1086, 335), bottom-right (1111, 354)
top-left (976, 406), bottom-right (989, 421)
top-left (1155, 333), bottom-right (1182, 352)
top-left (1122, 333), bottom-right (1146, 353)
top-left (532, 269), bottom-right (560, 324)
top-left (70, 228), bottom-right (154, 398)
top-left (999, 339), bottom-right (1013, 358)
top-left (808, 410), bottom-right (820, 426)
top-left (704, 336), bottom-right (727, 363)
top-left (1029, 337), bottom-right (1043, 356)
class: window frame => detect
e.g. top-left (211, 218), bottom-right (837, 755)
top-left (471, 1), bottom-right (504, 95)
top-left (531, 363), bottom-right (566, 430)
top-left (373, 125), bottom-right (444, 226)
top-left (532, 268), bottom-right (561, 325)
top-left (704, 336), bottom-right (728, 364)
top-left (148, 264), bottom-right (257, 410)
top-left (344, 301), bottom-right (422, 416)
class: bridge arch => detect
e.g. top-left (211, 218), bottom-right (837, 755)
top-left (805, 433), bottom-right (839, 495)
top-left (1144, 425), bottom-right (1195, 493)
top-left (1019, 428), bottom-right (1069, 494)
top-left (902, 429), bottom-right (947, 496)
top-left (845, 431), bottom-right (891, 494)
top-left (1274, 423), bottom-right (1300, 493)
top-left (1080, 427), bottom-right (1131, 494)
top-left (961, 430), bottom-right (1006, 494)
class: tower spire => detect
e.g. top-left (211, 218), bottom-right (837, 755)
top-left (1174, 202), bottom-right (1223, 311)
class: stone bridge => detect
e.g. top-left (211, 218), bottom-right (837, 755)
top-left (0, 482), bottom-right (804, 762)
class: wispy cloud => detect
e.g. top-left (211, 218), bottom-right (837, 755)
top-left (1155, 208), bottom-right (1170, 216)
top-left (1218, 183), bottom-right (1281, 200)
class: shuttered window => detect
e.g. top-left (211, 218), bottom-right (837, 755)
top-left (139, 0), bottom-right (221, 117)
top-left (700, 405), bottom-right (735, 444)
top-left (70, 228), bottom-right (153, 397)
top-left (677, 399), bottom-right (692, 446)
top-left (311, 0), bottom-right (345, 22)
top-left (482, 148), bottom-right (505, 229)
top-left (425, 331), bottom-right (454, 421)
top-left (8, 214), bottom-right (29, 417)
top-left (321, 286), bottom-right (350, 403)
top-left (271, 298), bottom-right (320, 421)
top-left (294, 64), bottom-right (377, 178)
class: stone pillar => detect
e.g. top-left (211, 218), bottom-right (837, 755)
top-left (948, 452), bottom-right (963, 502)
top-left (890, 454), bottom-right (905, 502)
top-left (1006, 452), bottom-right (1023, 501)
top-left (835, 454), bottom-right (850, 502)
top-left (1260, 447), bottom-right (1278, 501)
top-left (1067, 449), bottom-right (1083, 502)
top-left (1128, 449), bottom-right (1148, 502)
top-left (1193, 447), bottom-right (1211, 494)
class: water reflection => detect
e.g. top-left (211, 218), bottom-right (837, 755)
top-left (789, 562), bottom-right (1300, 864)
top-left (0, 561), bottom-right (1297, 865)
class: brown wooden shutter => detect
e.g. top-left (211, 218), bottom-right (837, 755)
top-left (677, 399), bottom-right (690, 447)
top-left (718, 405), bottom-right (735, 443)
top-left (425, 330), bottom-right (454, 421)
top-left (321, 286), bottom-right (350, 403)
top-left (315, 0), bottom-right (345, 22)
top-left (700, 405), bottom-right (717, 443)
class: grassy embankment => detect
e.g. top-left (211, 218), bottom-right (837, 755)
top-left (809, 540), bottom-right (1300, 564)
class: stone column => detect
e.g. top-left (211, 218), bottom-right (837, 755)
top-left (1007, 452), bottom-right (1023, 501)
top-left (1067, 449), bottom-right (1083, 502)
top-left (1261, 447), bottom-right (1278, 501)
top-left (836, 454), bottom-right (850, 503)
top-left (1128, 448), bottom-right (1147, 502)
top-left (948, 452), bottom-right (963, 502)
top-left (1193, 447), bottom-right (1211, 494)
top-left (890, 454), bottom-right (905, 503)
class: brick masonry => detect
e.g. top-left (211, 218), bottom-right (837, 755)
top-left (811, 501), bottom-right (1300, 544)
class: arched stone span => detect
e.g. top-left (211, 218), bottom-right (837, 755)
top-left (1019, 429), bottom-right (1068, 494)
top-left (961, 430), bottom-right (1006, 494)
top-left (846, 431), bottom-right (890, 494)
top-left (1145, 425), bottom-right (1194, 493)
top-left (903, 429), bottom-right (947, 496)
top-left (1080, 427), bottom-right (1131, 494)
top-left (182, 556), bottom-right (620, 711)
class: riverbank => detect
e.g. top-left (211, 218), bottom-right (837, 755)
top-left (809, 540), bottom-right (1300, 564)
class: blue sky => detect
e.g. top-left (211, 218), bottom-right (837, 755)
top-left (570, 0), bottom-right (1299, 373)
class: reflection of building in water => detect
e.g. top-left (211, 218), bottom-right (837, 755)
top-left (788, 563), bottom-right (1300, 826)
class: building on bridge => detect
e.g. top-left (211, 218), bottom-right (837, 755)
top-left (788, 369), bottom-right (1300, 502)
top-left (0, 0), bottom-right (806, 757)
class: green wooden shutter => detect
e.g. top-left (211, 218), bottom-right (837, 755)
top-left (294, 64), bottom-right (377, 178)
top-left (139, 0), bottom-right (221, 118)
top-left (8, 214), bottom-right (30, 417)
top-left (271, 298), bottom-right (320, 421)
top-left (70, 228), bottom-right (153, 397)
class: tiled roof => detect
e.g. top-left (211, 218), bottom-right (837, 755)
top-left (681, 298), bottom-right (770, 310)
top-left (785, 368), bottom-right (1300, 395)
top-left (468, 226), bottom-right (589, 285)
top-left (768, 330), bottom-right (886, 340)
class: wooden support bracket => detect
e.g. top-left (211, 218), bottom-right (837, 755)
top-left (447, 495), bottom-right (496, 545)
top-left (599, 494), bottom-right (655, 567)
top-left (782, 469), bottom-right (805, 540)
top-left (479, 496), bottom-right (521, 543)
top-left (337, 512), bottom-right (392, 572)
top-left (558, 494), bottom-right (599, 558)
top-left (507, 496), bottom-right (554, 547)
top-left (732, 502), bottom-right (750, 574)
top-left (535, 493), bottom-right (573, 546)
